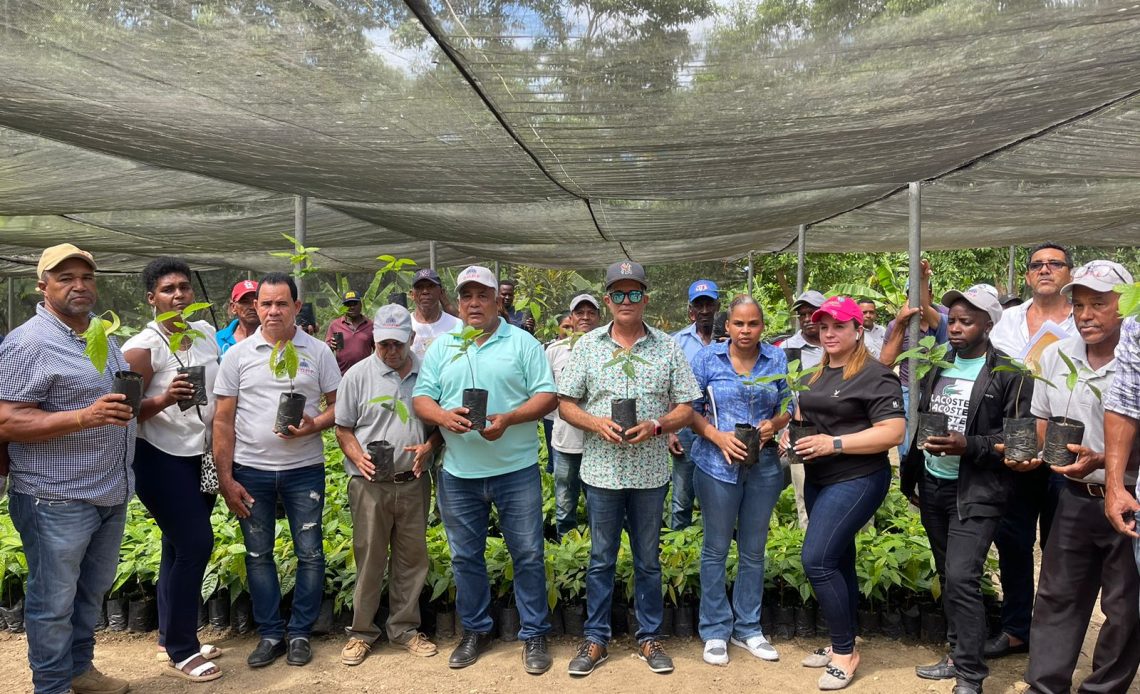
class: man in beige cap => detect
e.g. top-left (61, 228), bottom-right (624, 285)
top-left (0, 244), bottom-right (136, 694)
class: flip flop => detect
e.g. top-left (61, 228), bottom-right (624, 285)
top-left (164, 655), bottom-right (222, 683)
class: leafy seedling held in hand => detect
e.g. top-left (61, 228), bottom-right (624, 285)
top-left (82, 310), bottom-right (126, 374)
top-left (449, 326), bottom-right (487, 389)
top-left (449, 326), bottom-right (489, 430)
top-left (156, 302), bottom-right (213, 353)
top-left (366, 395), bottom-right (411, 424)
top-left (604, 347), bottom-right (651, 439)
top-left (991, 357), bottom-right (1056, 420)
top-left (894, 335), bottom-right (954, 383)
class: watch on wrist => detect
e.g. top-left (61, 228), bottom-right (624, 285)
top-left (652, 419), bottom-right (663, 437)
top-left (833, 436), bottom-right (843, 451)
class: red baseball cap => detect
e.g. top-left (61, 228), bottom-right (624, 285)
top-left (231, 279), bottom-right (259, 302)
top-left (811, 296), bottom-right (864, 326)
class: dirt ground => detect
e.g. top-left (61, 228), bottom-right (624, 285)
top-left (0, 613), bottom-right (1132, 694)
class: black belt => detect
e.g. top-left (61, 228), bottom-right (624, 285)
top-left (392, 471), bottom-right (418, 484)
top-left (1066, 479), bottom-right (1135, 499)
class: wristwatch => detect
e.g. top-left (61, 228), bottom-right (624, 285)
top-left (651, 419), bottom-right (663, 437)
top-left (833, 436), bottom-right (843, 451)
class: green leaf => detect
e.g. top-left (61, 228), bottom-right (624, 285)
top-left (1115, 283), bottom-right (1140, 318)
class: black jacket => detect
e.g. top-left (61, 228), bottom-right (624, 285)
top-left (900, 346), bottom-right (1034, 519)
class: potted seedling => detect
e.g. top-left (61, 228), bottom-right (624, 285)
top-left (992, 357), bottom-right (1056, 462)
top-left (603, 347), bottom-right (651, 440)
top-left (758, 359), bottom-right (821, 464)
top-left (270, 339), bottom-right (306, 434)
top-left (82, 310), bottom-right (143, 418)
top-left (735, 373), bottom-right (774, 467)
top-left (155, 301), bottom-right (213, 411)
top-left (1041, 352), bottom-right (1101, 467)
top-left (363, 395), bottom-right (412, 481)
top-left (894, 336), bottom-right (954, 450)
top-left (449, 326), bottom-right (488, 431)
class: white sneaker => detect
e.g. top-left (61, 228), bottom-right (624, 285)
top-left (731, 634), bottom-right (780, 661)
top-left (703, 639), bottom-right (729, 666)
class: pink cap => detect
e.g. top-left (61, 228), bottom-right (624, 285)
top-left (811, 296), bottom-right (863, 326)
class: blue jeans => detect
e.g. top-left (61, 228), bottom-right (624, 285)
top-left (233, 463), bottom-right (325, 640)
top-left (553, 449), bottom-right (585, 540)
top-left (9, 493), bottom-right (126, 694)
top-left (802, 467), bottom-right (890, 655)
top-left (670, 428), bottom-right (696, 529)
top-left (437, 465), bottom-right (550, 639)
top-left (694, 450), bottom-right (784, 642)
top-left (583, 482), bottom-right (668, 646)
top-left (898, 386), bottom-right (911, 459)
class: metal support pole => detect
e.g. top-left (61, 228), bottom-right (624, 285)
top-left (796, 225), bottom-right (806, 294)
top-left (294, 195), bottom-right (307, 303)
top-left (6, 276), bottom-right (13, 333)
top-left (746, 251), bottom-right (754, 296)
top-left (1007, 245), bottom-right (1017, 296)
top-left (494, 261), bottom-right (501, 282)
top-left (429, 241), bottom-right (437, 271)
top-left (907, 182), bottom-right (923, 443)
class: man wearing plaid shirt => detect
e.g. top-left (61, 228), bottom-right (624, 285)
top-left (0, 244), bottom-right (136, 694)
top-left (1105, 315), bottom-right (1140, 564)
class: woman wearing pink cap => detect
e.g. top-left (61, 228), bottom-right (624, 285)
top-left (786, 295), bottom-right (905, 690)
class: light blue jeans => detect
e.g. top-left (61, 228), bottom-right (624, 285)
top-left (694, 450), bottom-right (784, 642)
top-left (9, 493), bottom-right (127, 694)
top-left (553, 449), bottom-right (585, 540)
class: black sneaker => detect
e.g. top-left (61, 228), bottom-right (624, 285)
top-left (247, 639), bottom-right (286, 668)
top-left (523, 635), bottom-right (552, 675)
top-left (448, 631), bottom-right (495, 669)
top-left (287, 637), bottom-right (312, 666)
top-left (638, 639), bottom-right (674, 674)
top-left (568, 640), bottom-right (608, 676)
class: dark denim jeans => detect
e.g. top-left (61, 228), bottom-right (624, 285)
top-left (553, 449), bottom-right (585, 540)
top-left (583, 482), bottom-right (668, 646)
top-left (802, 467), bottom-right (891, 655)
top-left (542, 418), bottom-right (555, 474)
top-left (9, 493), bottom-right (126, 694)
top-left (233, 463), bottom-right (325, 640)
top-left (670, 428), bottom-right (696, 530)
top-left (437, 465), bottom-right (550, 639)
top-left (694, 450), bottom-right (784, 642)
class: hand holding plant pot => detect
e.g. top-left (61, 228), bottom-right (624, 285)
top-left (269, 340), bottom-right (306, 435)
top-left (1049, 444), bottom-right (1104, 480)
top-left (603, 347), bottom-right (651, 441)
top-left (155, 302), bottom-right (212, 411)
top-left (77, 393), bottom-right (135, 429)
top-left (83, 310), bottom-right (144, 418)
top-left (448, 326), bottom-right (488, 431)
top-left (757, 359), bottom-right (821, 464)
top-left (992, 357), bottom-right (1056, 463)
top-left (1040, 352), bottom-right (1101, 467)
top-left (894, 335), bottom-right (954, 449)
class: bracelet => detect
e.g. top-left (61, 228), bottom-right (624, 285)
top-left (75, 410), bottom-right (83, 430)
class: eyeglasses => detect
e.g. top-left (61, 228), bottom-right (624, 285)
top-left (608, 289), bottom-right (644, 305)
top-left (1072, 262), bottom-right (1128, 283)
top-left (1027, 259), bottom-right (1070, 272)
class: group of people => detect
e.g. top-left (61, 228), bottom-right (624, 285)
top-left (0, 242), bottom-right (1138, 694)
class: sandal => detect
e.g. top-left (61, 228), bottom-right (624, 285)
top-left (157, 644), bottom-right (224, 662)
top-left (163, 654), bottom-right (222, 683)
top-left (802, 647), bottom-right (832, 668)
top-left (818, 663), bottom-right (855, 690)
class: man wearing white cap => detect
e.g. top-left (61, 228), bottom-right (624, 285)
top-left (545, 293), bottom-right (602, 539)
top-left (0, 244), bottom-right (136, 694)
top-left (1019, 260), bottom-right (1140, 694)
top-left (413, 266), bottom-right (557, 675)
top-left (335, 305), bottom-right (442, 666)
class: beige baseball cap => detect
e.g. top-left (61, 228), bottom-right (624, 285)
top-left (37, 243), bottom-right (97, 277)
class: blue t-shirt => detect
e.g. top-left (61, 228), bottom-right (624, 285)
top-left (924, 354), bottom-right (986, 479)
top-left (413, 320), bottom-right (556, 478)
top-left (216, 319), bottom-right (240, 355)
top-left (690, 341), bottom-right (789, 484)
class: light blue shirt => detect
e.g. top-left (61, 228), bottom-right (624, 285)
top-left (413, 320), bottom-right (556, 479)
top-left (923, 354), bottom-right (986, 480)
top-left (672, 323), bottom-right (713, 365)
top-left (690, 341), bottom-right (789, 484)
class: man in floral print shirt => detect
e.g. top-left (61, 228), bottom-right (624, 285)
top-left (558, 260), bottom-right (700, 678)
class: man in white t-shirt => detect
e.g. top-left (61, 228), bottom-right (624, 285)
top-left (545, 293), bottom-right (601, 539)
top-left (213, 273), bottom-right (341, 670)
top-left (409, 268), bottom-right (461, 360)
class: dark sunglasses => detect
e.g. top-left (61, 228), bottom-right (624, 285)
top-left (608, 289), bottom-right (644, 305)
top-left (1027, 259), bottom-right (1070, 272)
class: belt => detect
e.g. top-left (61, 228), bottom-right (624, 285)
top-left (392, 471), bottom-right (418, 484)
top-left (1066, 479), bottom-right (1135, 499)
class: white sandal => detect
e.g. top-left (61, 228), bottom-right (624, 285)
top-left (157, 644), bottom-right (224, 662)
top-left (164, 654), bottom-right (222, 683)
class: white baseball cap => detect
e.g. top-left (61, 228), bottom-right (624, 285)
top-left (455, 265), bottom-right (498, 292)
top-left (942, 285), bottom-right (1003, 324)
top-left (568, 293), bottom-right (599, 311)
top-left (373, 304), bottom-right (413, 344)
top-left (1062, 260), bottom-right (1134, 296)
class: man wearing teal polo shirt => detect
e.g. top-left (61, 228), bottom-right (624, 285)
top-left (412, 265), bottom-right (557, 676)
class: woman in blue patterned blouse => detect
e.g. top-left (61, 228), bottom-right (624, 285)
top-left (689, 294), bottom-right (790, 667)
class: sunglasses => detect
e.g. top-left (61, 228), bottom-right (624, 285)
top-left (1072, 262), bottom-right (1128, 284)
top-left (1027, 259), bottom-right (1070, 272)
top-left (608, 289), bottom-right (644, 305)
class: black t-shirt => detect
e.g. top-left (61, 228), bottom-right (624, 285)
top-left (798, 360), bottom-right (905, 485)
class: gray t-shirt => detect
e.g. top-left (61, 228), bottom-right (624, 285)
top-left (214, 327), bottom-right (341, 471)
top-left (335, 353), bottom-right (426, 476)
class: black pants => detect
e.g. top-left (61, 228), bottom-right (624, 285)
top-left (994, 468), bottom-right (1062, 641)
top-left (1026, 486), bottom-right (1140, 694)
top-left (133, 438), bottom-right (216, 663)
top-left (920, 471), bottom-right (1001, 687)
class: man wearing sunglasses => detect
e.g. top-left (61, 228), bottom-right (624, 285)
top-left (558, 260), bottom-right (700, 677)
top-left (986, 242), bottom-right (1077, 660)
top-left (1018, 260), bottom-right (1140, 694)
